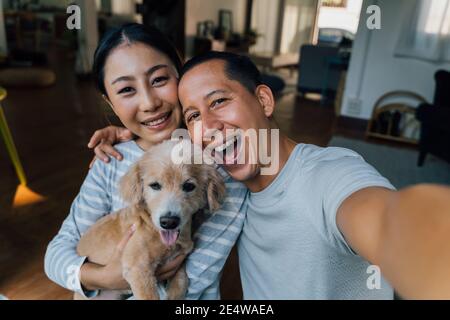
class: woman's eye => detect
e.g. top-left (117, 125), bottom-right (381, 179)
top-left (118, 87), bottom-right (134, 94)
top-left (186, 112), bottom-right (200, 123)
top-left (152, 76), bottom-right (169, 86)
top-left (149, 182), bottom-right (162, 191)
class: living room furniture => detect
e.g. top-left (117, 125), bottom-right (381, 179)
top-left (297, 44), bottom-right (341, 98)
top-left (249, 52), bottom-right (299, 74)
top-left (416, 70), bottom-right (450, 166)
top-left (321, 54), bottom-right (349, 105)
top-left (0, 86), bottom-right (27, 185)
top-left (5, 11), bottom-right (46, 51)
top-left (366, 91), bottom-right (427, 145)
top-left (0, 67), bottom-right (56, 87)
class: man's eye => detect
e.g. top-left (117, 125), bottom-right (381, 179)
top-left (152, 76), bottom-right (169, 86)
top-left (149, 182), bottom-right (162, 190)
top-left (186, 112), bottom-right (200, 123)
top-left (211, 98), bottom-right (227, 107)
top-left (118, 87), bottom-right (134, 94)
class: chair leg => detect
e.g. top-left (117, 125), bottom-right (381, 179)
top-left (418, 151), bottom-right (427, 167)
top-left (0, 106), bottom-right (27, 185)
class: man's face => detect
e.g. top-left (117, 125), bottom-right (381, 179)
top-left (178, 60), bottom-right (274, 182)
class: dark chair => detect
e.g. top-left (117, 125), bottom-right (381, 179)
top-left (416, 70), bottom-right (450, 166)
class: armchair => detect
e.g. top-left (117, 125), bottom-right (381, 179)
top-left (416, 70), bottom-right (450, 166)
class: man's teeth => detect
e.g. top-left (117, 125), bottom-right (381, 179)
top-left (215, 136), bottom-right (238, 153)
top-left (143, 114), bottom-right (168, 126)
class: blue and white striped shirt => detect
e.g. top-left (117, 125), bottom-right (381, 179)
top-left (44, 140), bottom-right (248, 299)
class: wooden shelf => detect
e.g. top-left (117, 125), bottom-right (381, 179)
top-left (365, 91), bottom-right (428, 145)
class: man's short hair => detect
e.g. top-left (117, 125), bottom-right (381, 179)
top-left (180, 51), bottom-right (262, 94)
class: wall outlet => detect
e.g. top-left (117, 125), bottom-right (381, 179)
top-left (346, 97), bottom-right (363, 117)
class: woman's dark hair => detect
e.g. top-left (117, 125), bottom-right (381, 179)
top-left (93, 23), bottom-right (183, 96)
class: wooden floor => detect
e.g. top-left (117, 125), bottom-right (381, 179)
top-left (0, 47), bottom-right (354, 300)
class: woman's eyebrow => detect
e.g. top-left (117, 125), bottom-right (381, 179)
top-left (111, 64), bottom-right (168, 85)
top-left (111, 75), bottom-right (134, 85)
top-left (146, 64), bottom-right (168, 76)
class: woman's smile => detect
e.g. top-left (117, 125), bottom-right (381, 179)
top-left (141, 110), bottom-right (173, 131)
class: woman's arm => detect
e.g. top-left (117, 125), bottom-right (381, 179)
top-left (44, 159), bottom-right (115, 297)
top-left (80, 225), bottom-right (135, 291)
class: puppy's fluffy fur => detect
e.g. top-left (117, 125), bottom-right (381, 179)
top-left (76, 140), bottom-right (225, 300)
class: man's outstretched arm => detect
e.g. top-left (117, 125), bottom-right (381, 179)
top-left (338, 184), bottom-right (450, 299)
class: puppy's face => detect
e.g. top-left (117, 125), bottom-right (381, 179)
top-left (120, 141), bottom-right (225, 246)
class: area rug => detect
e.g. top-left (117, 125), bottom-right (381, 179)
top-left (328, 136), bottom-right (450, 189)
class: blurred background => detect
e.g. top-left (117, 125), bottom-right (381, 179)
top-left (0, 0), bottom-right (449, 300)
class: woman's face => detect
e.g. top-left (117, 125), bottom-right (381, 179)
top-left (103, 42), bottom-right (182, 149)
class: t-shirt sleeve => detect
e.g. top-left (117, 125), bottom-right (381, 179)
top-left (313, 148), bottom-right (395, 255)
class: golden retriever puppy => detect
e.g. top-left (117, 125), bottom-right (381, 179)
top-left (76, 140), bottom-right (225, 300)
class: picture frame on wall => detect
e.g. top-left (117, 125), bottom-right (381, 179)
top-left (321, 0), bottom-right (347, 8)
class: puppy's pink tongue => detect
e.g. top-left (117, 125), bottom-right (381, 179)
top-left (160, 230), bottom-right (179, 246)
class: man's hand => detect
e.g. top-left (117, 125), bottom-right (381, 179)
top-left (87, 126), bottom-right (133, 168)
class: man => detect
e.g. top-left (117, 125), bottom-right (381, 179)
top-left (91, 52), bottom-right (450, 299)
top-left (178, 51), bottom-right (450, 299)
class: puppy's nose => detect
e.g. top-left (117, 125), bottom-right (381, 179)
top-left (160, 215), bottom-right (180, 230)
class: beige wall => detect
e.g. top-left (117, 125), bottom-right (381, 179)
top-left (250, 0), bottom-right (280, 54)
top-left (185, 0), bottom-right (247, 57)
top-left (280, 0), bottom-right (318, 54)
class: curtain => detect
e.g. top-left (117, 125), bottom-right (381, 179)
top-left (395, 0), bottom-right (450, 63)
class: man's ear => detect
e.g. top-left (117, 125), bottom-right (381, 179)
top-left (255, 85), bottom-right (275, 118)
top-left (119, 163), bottom-right (143, 206)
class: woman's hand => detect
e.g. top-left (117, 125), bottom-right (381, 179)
top-left (87, 126), bottom-right (134, 168)
top-left (80, 225), bottom-right (187, 292)
top-left (101, 225), bottom-right (137, 290)
top-left (80, 225), bottom-right (136, 291)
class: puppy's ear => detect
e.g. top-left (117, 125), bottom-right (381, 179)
top-left (205, 166), bottom-right (226, 212)
top-left (119, 163), bottom-right (143, 206)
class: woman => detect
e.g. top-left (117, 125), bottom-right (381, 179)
top-left (44, 23), bottom-right (247, 299)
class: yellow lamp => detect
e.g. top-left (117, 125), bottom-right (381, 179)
top-left (0, 86), bottom-right (45, 207)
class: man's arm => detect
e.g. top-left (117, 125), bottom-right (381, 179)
top-left (337, 184), bottom-right (450, 299)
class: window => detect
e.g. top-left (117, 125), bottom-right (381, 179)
top-left (395, 0), bottom-right (450, 63)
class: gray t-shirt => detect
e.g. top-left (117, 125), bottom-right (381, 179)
top-left (237, 143), bottom-right (395, 299)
